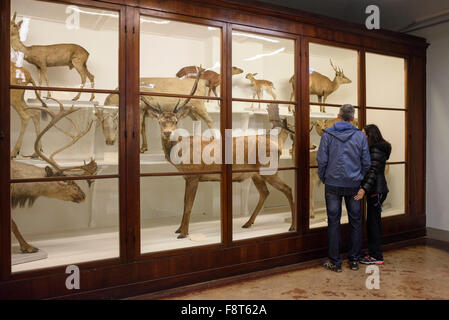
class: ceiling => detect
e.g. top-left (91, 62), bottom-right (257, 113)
top-left (254, 0), bottom-right (449, 33)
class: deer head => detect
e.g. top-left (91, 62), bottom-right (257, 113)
top-left (140, 69), bottom-right (203, 139)
top-left (245, 73), bottom-right (258, 80)
top-left (43, 166), bottom-right (86, 203)
top-left (330, 59), bottom-right (352, 85)
top-left (232, 67), bottom-right (244, 75)
top-left (10, 12), bottom-right (23, 39)
top-left (94, 106), bottom-right (119, 146)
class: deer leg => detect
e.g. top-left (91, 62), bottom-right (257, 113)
top-left (140, 110), bottom-right (148, 153)
top-left (257, 89), bottom-right (262, 109)
top-left (41, 67), bottom-right (51, 99)
top-left (27, 110), bottom-right (43, 159)
top-left (175, 176), bottom-right (200, 238)
top-left (10, 105), bottom-right (30, 159)
top-left (12, 219), bottom-right (38, 253)
top-left (267, 87), bottom-right (277, 101)
top-left (85, 64), bottom-right (95, 101)
top-left (72, 59), bottom-right (87, 101)
top-left (242, 175), bottom-right (269, 228)
top-left (206, 86), bottom-right (212, 102)
top-left (263, 174), bottom-right (295, 231)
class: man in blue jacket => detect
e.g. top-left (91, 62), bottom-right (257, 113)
top-left (317, 104), bottom-right (371, 272)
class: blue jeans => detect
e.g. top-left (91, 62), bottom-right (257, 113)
top-left (325, 184), bottom-right (362, 266)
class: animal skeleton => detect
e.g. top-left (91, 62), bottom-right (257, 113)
top-left (10, 12), bottom-right (95, 101)
top-left (245, 73), bottom-right (277, 109)
top-left (310, 60), bottom-right (352, 113)
top-left (140, 71), bottom-right (295, 238)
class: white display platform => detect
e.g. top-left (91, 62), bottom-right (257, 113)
top-left (12, 247), bottom-right (48, 266)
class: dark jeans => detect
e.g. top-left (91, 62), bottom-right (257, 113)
top-left (366, 192), bottom-right (388, 260)
top-left (325, 184), bottom-right (362, 266)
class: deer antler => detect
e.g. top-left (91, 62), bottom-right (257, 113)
top-left (330, 59), bottom-right (338, 73)
top-left (12, 11), bottom-right (17, 23)
top-left (25, 97), bottom-right (97, 177)
top-left (140, 97), bottom-right (163, 115)
top-left (173, 67), bottom-right (203, 114)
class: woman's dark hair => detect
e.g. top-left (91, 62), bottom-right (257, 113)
top-left (364, 124), bottom-right (390, 147)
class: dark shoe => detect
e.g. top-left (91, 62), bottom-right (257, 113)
top-left (349, 261), bottom-right (359, 270)
top-left (359, 255), bottom-right (384, 265)
top-left (322, 260), bottom-right (342, 273)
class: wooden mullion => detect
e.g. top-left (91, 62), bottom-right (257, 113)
top-left (294, 35), bottom-right (301, 234)
top-left (0, 0), bottom-right (11, 281)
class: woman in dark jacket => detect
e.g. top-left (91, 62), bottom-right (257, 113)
top-left (354, 124), bottom-right (392, 265)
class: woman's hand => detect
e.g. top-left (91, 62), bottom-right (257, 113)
top-left (354, 188), bottom-right (365, 200)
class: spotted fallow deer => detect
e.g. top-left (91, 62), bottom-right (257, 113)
top-left (140, 71), bottom-right (295, 239)
top-left (310, 59), bottom-right (352, 113)
top-left (176, 65), bottom-right (243, 101)
top-left (10, 12), bottom-right (95, 101)
top-left (10, 63), bottom-right (48, 159)
top-left (245, 73), bottom-right (277, 109)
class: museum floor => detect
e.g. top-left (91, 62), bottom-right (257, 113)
top-left (129, 241), bottom-right (449, 300)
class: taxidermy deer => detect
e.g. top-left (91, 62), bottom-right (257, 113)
top-left (10, 63), bottom-right (48, 159)
top-left (310, 59), bottom-right (352, 113)
top-left (10, 12), bottom-right (95, 101)
top-left (94, 107), bottom-right (118, 146)
top-left (176, 65), bottom-right (244, 101)
top-left (311, 117), bottom-right (358, 137)
top-left (103, 77), bottom-right (214, 152)
top-left (11, 98), bottom-right (97, 253)
top-left (140, 71), bottom-right (295, 239)
top-left (245, 73), bottom-right (277, 109)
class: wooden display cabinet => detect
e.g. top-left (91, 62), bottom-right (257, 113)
top-left (0, 0), bottom-right (427, 299)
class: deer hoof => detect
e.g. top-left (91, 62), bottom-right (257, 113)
top-left (175, 227), bottom-right (181, 234)
top-left (288, 226), bottom-right (296, 232)
top-left (177, 233), bottom-right (188, 239)
top-left (242, 222), bottom-right (253, 228)
top-left (20, 244), bottom-right (39, 254)
top-left (140, 147), bottom-right (148, 153)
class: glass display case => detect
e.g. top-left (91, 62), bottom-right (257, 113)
top-left (0, 0), bottom-right (426, 299)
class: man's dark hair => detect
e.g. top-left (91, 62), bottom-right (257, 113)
top-left (339, 104), bottom-right (355, 122)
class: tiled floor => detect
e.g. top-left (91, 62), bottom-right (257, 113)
top-left (131, 244), bottom-right (449, 300)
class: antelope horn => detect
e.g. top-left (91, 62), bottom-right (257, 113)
top-left (173, 67), bottom-right (203, 114)
top-left (140, 96), bottom-right (162, 114)
top-left (12, 12), bottom-right (17, 23)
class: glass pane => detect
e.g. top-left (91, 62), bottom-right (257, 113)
top-left (139, 95), bottom-right (221, 174)
top-left (366, 53), bottom-right (405, 108)
top-left (310, 106), bottom-right (359, 150)
top-left (11, 91), bottom-right (119, 178)
top-left (232, 31), bottom-right (295, 102)
top-left (233, 169), bottom-right (296, 241)
top-left (140, 16), bottom-right (221, 100)
top-left (11, 0), bottom-right (119, 92)
top-left (11, 178), bottom-right (119, 272)
top-left (231, 102), bottom-right (295, 169)
top-left (309, 43), bottom-right (358, 107)
top-left (140, 175), bottom-right (221, 253)
top-left (382, 164), bottom-right (405, 217)
top-left (366, 109), bottom-right (405, 162)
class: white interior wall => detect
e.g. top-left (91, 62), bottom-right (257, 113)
top-left (413, 23), bottom-right (449, 232)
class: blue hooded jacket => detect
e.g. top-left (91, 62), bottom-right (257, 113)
top-left (316, 121), bottom-right (371, 188)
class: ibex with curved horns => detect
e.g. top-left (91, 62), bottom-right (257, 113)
top-left (141, 71), bottom-right (295, 238)
top-left (10, 12), bottom-right (95, 101)
top-left (309, 59), bottom-right (352, 113)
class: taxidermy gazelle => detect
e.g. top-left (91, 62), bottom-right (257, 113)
top-left (245, 73), bottom-right (277, 109)
top-left (140, 71), bottom-right (295, 239)
top-left (11, 97), bottom-right (97, 253)
top-left (310, 59), bottom-right (352, 113)
top-left (10, 63), bottom-right (48, 159)
top-left (10, 12), bottom-right (95, 101)
top-left (176, 65), bottom-right (243, 101)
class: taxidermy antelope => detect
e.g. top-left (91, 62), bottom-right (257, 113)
top-left (311, 117), bottom-right (358, 137)
top-left (10, 12), bottom-right (95, 101)
top-left (310, 59), bottom-right (352, 113)
top-left (11, 98), bottom-right (97, 253)
top-left (176, 65), bottom-right (244, 101)
top-left (10, 63), bottom-right (48, 159)
top-left (140, 72), bottom-right (295, 239)
top-left (103, 77), bottom-right (214, 152)
top-left (94, 107), bottom-right (118, 146)
top-left (245, 73), bottom-right (277, 109)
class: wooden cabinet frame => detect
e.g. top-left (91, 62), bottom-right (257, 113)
top-left (0, 0), bottom-right (427, 299)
